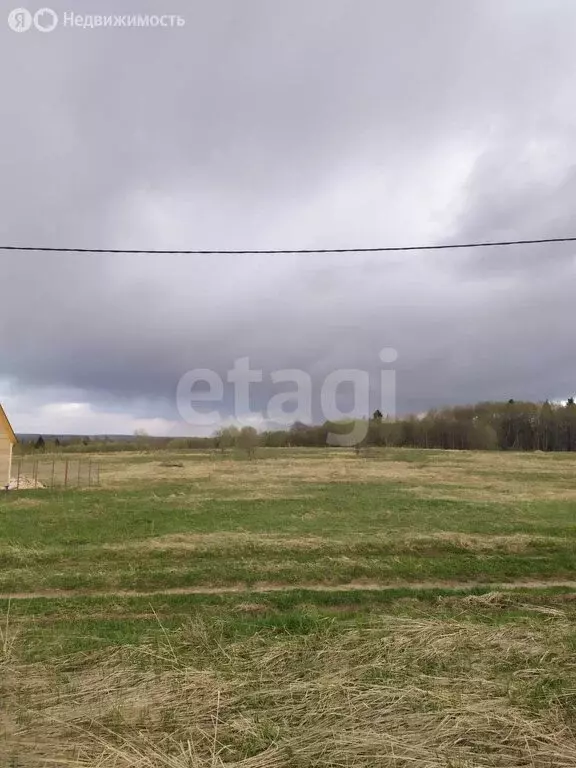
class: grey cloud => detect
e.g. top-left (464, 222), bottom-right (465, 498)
top-left (2, 0), bottom-right (576, 431)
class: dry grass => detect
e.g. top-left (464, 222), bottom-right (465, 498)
top-left (4, 614), bottom-right (576, 767)
top-left (103, 532), bottom-right (347, 553)
top-left (94, 450), bottom-right (576, 502)
top-left (100, 530), bottom-right (565, 557)
top-left (406, 481), bottom-right (576, 502)
top-left (403, 531), bottom-right (564, 553)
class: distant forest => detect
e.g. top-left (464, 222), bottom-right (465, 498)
top-left (17, 399), bottom-right (576, 453)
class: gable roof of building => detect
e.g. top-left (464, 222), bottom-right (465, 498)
top-left (0, 404), bottom-right (17, 444)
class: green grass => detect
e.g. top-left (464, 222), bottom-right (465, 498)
top-left (1, 477), bottom-right (576, 592)
top-left (3, 585), bottom-right (576, 661)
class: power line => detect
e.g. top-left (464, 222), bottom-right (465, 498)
top-left (1, 235), bottom-right (576, 255)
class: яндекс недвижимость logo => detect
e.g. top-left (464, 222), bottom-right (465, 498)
top-left (7, 7), bottom-right (58, 32)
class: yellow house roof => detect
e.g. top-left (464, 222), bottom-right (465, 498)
top-left (0, 404), bottom-right (17, 444)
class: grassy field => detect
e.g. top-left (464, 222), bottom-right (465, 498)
top-left (2, 447), bottom-right (576, 766)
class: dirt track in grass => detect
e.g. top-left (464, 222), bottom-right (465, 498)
top-left (4, 578), bottom-right (576, 601)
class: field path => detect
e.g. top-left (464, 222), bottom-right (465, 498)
top-left (3, 579), bottom-right (576, 601)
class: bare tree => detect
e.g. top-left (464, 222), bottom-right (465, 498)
top-left (237, 426), bottom-right (259, 459)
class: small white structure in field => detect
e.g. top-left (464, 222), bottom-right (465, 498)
top-left (0, 404), bottom-right (17, 488)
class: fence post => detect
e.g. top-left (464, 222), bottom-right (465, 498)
top-left (51, 459), bottom-right (56, 488)
top-left (64, 459), bottom-right (69, 489)
top-left (33, 461), bottom-right (38, 489)
top-left (88, 459), bottom-right (92, 487)
top-left (77, 460), bottom-right (81, 487)
top-left (16, 459), bottom-right (21, 490)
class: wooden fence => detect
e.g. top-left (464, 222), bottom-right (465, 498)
top-left (9, 457), bottom-right (100, 489)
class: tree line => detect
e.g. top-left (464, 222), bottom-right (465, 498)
top-left (19, 399), bottom-right (576, 454)
top-left (209, 399), bottom-right (576, 453)
top-left (241, 399), bottom-right (576, 452)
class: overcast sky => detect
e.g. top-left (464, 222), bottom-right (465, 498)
top-left (1, 0), bottom-right (576, 435)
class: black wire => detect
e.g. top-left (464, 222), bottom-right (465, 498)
top-left (1, 235), bottom-right (576, 255)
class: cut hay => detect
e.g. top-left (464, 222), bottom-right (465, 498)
top-left (4, 616), bottom-right (576, 766)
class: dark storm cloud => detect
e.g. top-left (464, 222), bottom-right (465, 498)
top-left (2, 0), bottom-right (576, 432)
